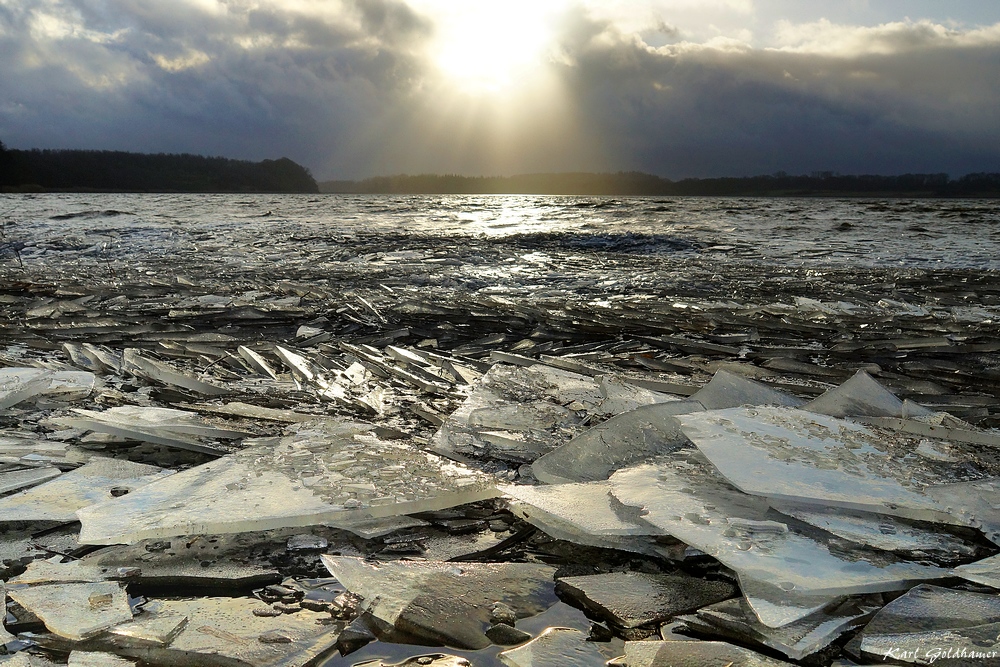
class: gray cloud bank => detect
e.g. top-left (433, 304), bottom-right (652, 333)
top-left (2, 0), bottom-right (999, 179)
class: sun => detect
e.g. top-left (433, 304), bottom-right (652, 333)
top-left (426, 1), bottom-right (561, 93)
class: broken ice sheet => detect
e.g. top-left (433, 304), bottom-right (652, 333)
top-left (432, 364), bottom-right (674, 463)
top-left (677, 406), bottom-right (989, 526)
top-left (770, 503), bottom-right (982, 561)
top-left (1, 580), bottom-right (14, 646)
top-left (66, 652), bottom-right (136, 667)
top-left (95, 596), bottom-right (339, 667)
top-left (954, 554), bottom-right (1000, 589)
top-left (52, 405), bottom-right (249, 456)
top-left (122, 348), bottom-right (230, 396)
top-left (531, 400), bottom-right (702, 484)
top-left (504, 481), bottom-right (683, 559)
top-left (857, 585), bottom-right (1000, 664)
top-left (0, 458), bottom-right (171, 521)
top-left (0, 466), bottom-right (62, 494)
top-left (611, 639), bottom-right (795, 666)
top-left (7, 581), bottom-right (132, 641)
top-left (77, 420), bottom-right (498, 545)
top-left (609, 455), bottom-right (946, 599)
top-left (689, 369), bottom-right (805, 410)
top-left (322, 556), bottom-right (556, 649)
top-left (556, 571), bottom-right (737, 629)
top-left (803, 370), bottom-right (918, 418)
top-left (0, 368), bottom-right (97, 410)
top-left (680, 596), bottom-right (875, 660)
top-left (498, 627), bottom-right (609, 667)
top-left (78, 533), bottom-right (282, 589)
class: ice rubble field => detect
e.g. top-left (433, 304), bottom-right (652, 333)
top-left (3, 196), bottom-right (1000, 666)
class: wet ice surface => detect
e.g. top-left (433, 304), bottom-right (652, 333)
top-left (3, 194), bottom-right (1000, 666)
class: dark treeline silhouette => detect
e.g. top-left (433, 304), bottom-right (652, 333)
top-left (321, 171), bottom-right (1000, 197)
top-left (0, 143), bottom-right (318, 193)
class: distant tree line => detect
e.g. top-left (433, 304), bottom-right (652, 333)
top-left (320, 171), bottom-right (1000, 197)
top-left (0, 143), bottom-right (318, 193)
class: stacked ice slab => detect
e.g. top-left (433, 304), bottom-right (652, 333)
top-left (499, 366), bottom-right (1000, 662)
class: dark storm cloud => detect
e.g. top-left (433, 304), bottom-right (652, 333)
top-left (550, 10), bottom-right (1000, 177)
top-left (2, 1), bottom-right (999, 178)
top-left (0, 0), bottom-right (431, 173)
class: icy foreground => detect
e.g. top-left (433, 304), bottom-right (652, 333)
top-left (4, 206), bottom-right (1000, 666)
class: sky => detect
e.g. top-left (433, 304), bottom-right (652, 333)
top-left (2, 0), bottom-right (999, 180)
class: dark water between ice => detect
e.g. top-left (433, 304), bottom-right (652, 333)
top-left (3, 193), bottom-right (999, 271)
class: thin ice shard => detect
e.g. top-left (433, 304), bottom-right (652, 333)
top-left (7, 581), bottom-right (132, 641)
top-left (0, 368), bottom-right (96, 409)
top-left (531, 400), bottom-right (702, 484)
top-left (503, 482), bottom-right (682, 559)
top-left (123, 349), bottom-right (230, 396)
top-left (681, 597), bottom-right (875, 660)
top-left (105, 600), bottom-right (189, 646)
top-left (738, 579), bottom-right (845, 630)
top-left (54, 405), bottom-right (248, 455)
top-left (237, 345), bottom-right (279, 379)
top-left (857, 585), bottom-right (1000, 664)
top-left (609, 456), bottom-right (946, 598)
top-left (0, 458), bottom-right (171, 521)
top-left (9, 559), bottom-right (122, 586)
top-left (322, 556), bottom-right (556, 650)
top-left (0, 466), bottom-right (62, 494)
top-left (1, 581), bottom-right (14, 646)
top-left (610, 639), bottom-right (794, 667)
top-left (432, 364), bottom-right (673, 463)
top-left (954, 554), bottom-right (1000, 589)
top-left (770, 503), bottom-right (981, 559)
top-left (690, 369), bottom-right (805, 410)
top-left (803, 370), bottom-right (913, 418)
top-left (498, 627), bottom-right (609, 667)
top-left (556, 571), bottom-right (737, 629)
top-left (678, 406), bottom-right (985, 525)
top-left (77, 420), bottom-right (497, 545)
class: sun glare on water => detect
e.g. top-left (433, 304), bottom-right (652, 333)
top-left (427, 1), bottom-right (561, 93)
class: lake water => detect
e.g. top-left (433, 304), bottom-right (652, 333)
top-left (3, 193), bottom-right (999, 272)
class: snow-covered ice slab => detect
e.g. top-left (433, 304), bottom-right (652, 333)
top-left (681, 596), bottom-right (875, 660)
top-left (803, 370), bottom-right (919, 418)
top-left (78, 420), bottom-right (498, 545)
top-left (499, 627), bottom-right (609, 667)
top-left (504, 482), bottom-right (682, 559)
top-left (432, 364), bottom-right (673, 463)
top-left (857, 585), bottom-right (1000, 664)
top-left (0, 458), bottom-right (171, 521)
top-left (7, 581), bottom-right (133, 641)
top-left (609, 455), bottom-right (946, 599)
top-left (322, 556), bottom-right (556, 650)
top-left (610, 639), bottom-right (794, 667)
top-left (531, 400), bottom-right (702, 484)
top-left (678, 406), bottom-right (990, 525)
top-left (690, 369), bottom-right (805, 410)
top-left (556, 571), bottom-right (737, 629)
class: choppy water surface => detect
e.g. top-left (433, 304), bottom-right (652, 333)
top-left (2, 193), bottom-right (999, 270)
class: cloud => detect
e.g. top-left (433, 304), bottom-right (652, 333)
top-left (2, 1), bottom-right (999, 178)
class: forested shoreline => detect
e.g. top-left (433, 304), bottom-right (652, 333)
top-left (321, 171), bottom-right (1000, 197)
top-left (0, 143), bottom-right (318, 193)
